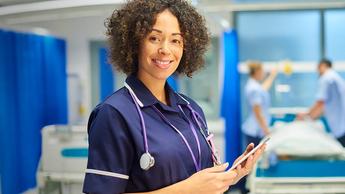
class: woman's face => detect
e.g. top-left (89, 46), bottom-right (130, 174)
top-left (138, 9), bottom-right (184, 81)
top-left (255, 67), bottom-right (265, 81)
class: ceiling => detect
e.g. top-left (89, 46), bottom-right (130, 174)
top-left (0, 0), bottom-right (232, 7)
top-left (1, 0), bottom-right (345, 24)
top-left (0, 0), bottom-right (46, 7)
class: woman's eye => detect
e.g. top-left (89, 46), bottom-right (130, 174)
top-left (172, 39), bottom-right (180, 44)
top-left (172, 39), bottom-right (183, 45)
top-left (149, 36), bottom-right (160, 42)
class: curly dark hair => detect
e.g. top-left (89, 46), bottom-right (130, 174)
top-left (105, 0), bottom-right (210, 77)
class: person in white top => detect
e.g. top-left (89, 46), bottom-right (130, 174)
top-left (298, 59), bottom-right (345, 147)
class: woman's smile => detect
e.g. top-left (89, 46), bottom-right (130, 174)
top-left (151, 58), bottom-right (174, 69)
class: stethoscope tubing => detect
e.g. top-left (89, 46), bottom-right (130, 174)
top-left (127, 86), bottom-right (150, 154)
top-left (152, 105), bottom-right (202, 171)
top-left (125, 82), bottom-right (220, 171)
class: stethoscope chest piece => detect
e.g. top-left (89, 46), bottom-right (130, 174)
top-left (140, 152), bottom-right (155, 170)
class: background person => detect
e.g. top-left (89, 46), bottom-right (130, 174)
top-left (298, 59), bottom-right (345, 147)
top-left (242, 61), bottom-right (277, 146)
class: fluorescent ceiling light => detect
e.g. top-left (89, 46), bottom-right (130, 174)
top-left (5, 10), bottom-right (105, 24)
top-left (0, 0), bottom-right (125, 16)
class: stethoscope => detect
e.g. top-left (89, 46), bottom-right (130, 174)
top-left (124, 82), bottom-right (221, 172)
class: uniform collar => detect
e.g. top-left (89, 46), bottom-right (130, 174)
top-left (249, 77), bottom-right (261, 86)
top-left (125, 74), bottom-right (188, 112)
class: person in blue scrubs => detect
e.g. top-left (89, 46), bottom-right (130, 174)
top-left (239, 62), bottom-right (276, 194)
top-left (298, 59), bottom-right (345, 146)
top-left (242, 62), bottom-right (277, 146)
top-left (83, 1), bottom-right (266, 193)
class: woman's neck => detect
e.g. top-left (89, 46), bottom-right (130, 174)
top-left (251, 75), bottom-right (261, 82)
top-left (137, 72), bottom-right (169, 105)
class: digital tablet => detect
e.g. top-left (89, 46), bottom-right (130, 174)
top-left (228, 136), bottom-right (270, 171)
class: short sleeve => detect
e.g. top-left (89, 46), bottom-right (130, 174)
top-left (316, 78), bottom-right (329, 101)
top-left (248, 89), bottom-right (262, 106)
top-left (83, 104), bottom-right (134, 194)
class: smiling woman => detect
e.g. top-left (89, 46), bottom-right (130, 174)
top-left (105, 0), bottom-right (209, 77)
top-left (138, 11), bottom-right (184, 80)
top-left (137, 10), bottom-right (184, 104)
top-left (82, 0), bottom-right (266, 194)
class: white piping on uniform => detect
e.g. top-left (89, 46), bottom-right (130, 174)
top-left (124, 82), bottom-right (144, 107)
top-left (125, 82), bottom-right (191, 106)
top-left (176, 93), bottom-right (190, 104)
top-left (85, 169), bottom-right (129, 180)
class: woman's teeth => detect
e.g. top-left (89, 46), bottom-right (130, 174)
top-left (154, 59), bottom-right (170, 65)
top-left (153, 59), bottom-right (171, 69)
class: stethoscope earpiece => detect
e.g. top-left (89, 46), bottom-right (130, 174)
top-left (140, 152), bottom-right (155, 170)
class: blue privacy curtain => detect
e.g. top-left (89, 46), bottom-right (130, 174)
top-left (167, 73), bottom-right (179, 91)
top-left (220, 30), bottom-right (241, 164)
top-left (43, 37), bottom-right (68, 124)
top-left (99, 48), bottom-right (115, 101)
top-left (0, 29), bottom-right (68, 194)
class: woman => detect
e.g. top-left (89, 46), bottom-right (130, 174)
top-left (242, 62), bottom-right (277, 146)
top-left (83, 1), bottom-right (266, 193)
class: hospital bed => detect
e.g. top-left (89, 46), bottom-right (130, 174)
top-left (248, 112), bottom-right (345, 194)
top-left (38, 125), bottom-right (88, 194)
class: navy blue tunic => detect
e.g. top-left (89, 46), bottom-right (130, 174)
top-left (83, 75), bottom-right (213, 194)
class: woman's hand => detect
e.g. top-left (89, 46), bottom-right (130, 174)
top-left (263, 127), bottom-right (271, 136)
top-left (180, 143), bottom-right (266, 194)
top-left (231, 143), bottom-right (266, 184)
top-left (137, 144), bottom-right (266, 194)
top-left (296, 112), bottom-right (309, 120)
top-left (270, 66), bottom-right (278, 78)
top-left (180, 163), bottom-right (237, 194)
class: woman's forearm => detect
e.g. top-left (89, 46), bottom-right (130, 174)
top-left (126, 180), bottom-right (188, 194)
top-left (262, 69), bottom-right (278, 91)
top-left (253, 105), bottom-right (270, 134)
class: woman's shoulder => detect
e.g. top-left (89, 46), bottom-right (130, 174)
top-left (89, 87), bottom-right (133, 120)
top-left (87, 87), bottom-right (136, 131)
top-left (103, 87), bottom-right (131, 106)
top-left (246, 80), bottom-right (263, 93)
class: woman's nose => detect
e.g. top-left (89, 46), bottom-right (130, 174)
top-left (158, 42), bottom-right (170, 55)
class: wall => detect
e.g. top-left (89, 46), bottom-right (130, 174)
top-left (0, 7), bottom-right (226, 123)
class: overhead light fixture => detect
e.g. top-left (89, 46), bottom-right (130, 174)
top-left (0, 0), bottom-right (125, 16)
top-left (31, 27), bottom-right (50, 36)
top-left (220, 19), bottom-right (230, 30)
top-left (5, 10), bottom-right (105, 25)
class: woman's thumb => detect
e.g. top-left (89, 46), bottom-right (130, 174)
top-left (205, 162), bottom-right (229, 173)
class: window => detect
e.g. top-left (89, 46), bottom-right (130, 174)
top-left (325, 9), bottom-right (345, 60)
top-left (237, 11), bottom-right (321, 61)
top-left (179, 37), bottom-right (220, 119)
